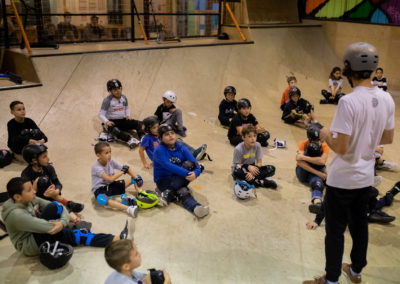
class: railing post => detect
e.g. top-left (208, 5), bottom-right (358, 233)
top-left (131, 0), bottom-right (135, 42)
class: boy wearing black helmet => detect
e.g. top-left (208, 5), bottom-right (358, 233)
top-left (227, 98), bottom-right (270, 147)
top-left (153, 124), bottom-right (209, 218)
top-left (304, 43), bottom-right (395, 284)
top-left (296, 124), bottom-right (329, 214)
top-left (218, 86), bottom-right (238, 127)
top-left (21, 144), bottom-right (84, 220)
top-left (139, 116), bottom-right (207, 169)
top-left (99, 79), bottom-right (144, 148)
top-left (282, 87), bottom-right (315, 126)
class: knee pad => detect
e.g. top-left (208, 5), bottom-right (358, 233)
top-left (96, 194), bottom-right (109, 206)
top-left (161, 189), bottom-right (177, 203)
top-left (31, 129), bottom-right (43, 140)
top-left (52, 201), bottom-right (63, 218)
top-left (310, 179), bottom-right (324, 192)
top-left (182, 160), bottom-right (197, 171)
top-left (263, 165), bottom-right (275, 177)
top-left (176, 187), bottom-right (191, 201)
top-left (73, 229), bottom-right (94, 246)
top-left (131, 175), bottom-right (143, 187)
top-left (121, 193), bottom-right (137, 206)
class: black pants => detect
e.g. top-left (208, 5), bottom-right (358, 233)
top-left (110, 118), bottom-right (144, 141)
top-left (232, 165), bottom-right (275, 186)
top-left (218, 116), bottom-right (231, 127)
top-left (33, 203), bottom-right (114, 248)
top-left (321, 90), bottom-right (344, 104)
top-left (324, 186), bottom-right (369, 282)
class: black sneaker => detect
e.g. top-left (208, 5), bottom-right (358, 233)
top-left (120, 220), bottom-right (129, 239)
top-left (368, 210), bottom-right (395, 223)
top-left (263, 178), bottom-right (277, 189)
top-left (320, 99), bottom-right (329, 104)
top-left (67, 201), bottom-right (84, 213)
top-left (384, 192), bottom-right (394, 206)
top-left (308, 202), bottom-right (322, 214)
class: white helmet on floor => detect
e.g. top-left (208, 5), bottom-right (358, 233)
top-left (163, 90), bottom-right (177, 103)
top-left (233, 180), bottom-right (256, 200)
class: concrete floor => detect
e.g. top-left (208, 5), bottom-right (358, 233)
top-left (0, 27), bottom-right (399, 284)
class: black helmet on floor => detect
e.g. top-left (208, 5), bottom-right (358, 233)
top-left (22, 144), bottom-right (48, 164)
top-left (0, 149), bottom-right (13, 168)
top-left (224, 86), bottom-right (236, 96)
top-left (143, 116), bottom-right (159, 134)
top-left (237, 98), bottom-right (251, 109)
top-left (106, 79), bottom-right (122, 92)
top-left (289, 87), bottom-right (301, 98)
top-left (39, 241), bottom-right (74, 270)
top-left (158, 124), bottom-right (174, 138)
top-left (182, 160), bottom-right (197, 171)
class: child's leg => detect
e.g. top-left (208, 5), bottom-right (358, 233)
top-left (295, 166), bottom-right (311, 183)
top-left (219, 116), bottom-right (231, 126)
top-left (170, 109), bottom-right (184, 130)
top-left (309, 175), bottom-right (324, 203)
top-left (256, 165), bottom-right (275, 179)
top-left (232, 167), bottom-right (248, 181)
top-left (106, 199), bottom-right (129, 211)
top-left (120, 119), bottom-right (145, 138)
top-left (179, 140), bottom-right (195, 153)
top-left (321, 89), bottom-right (331, 100)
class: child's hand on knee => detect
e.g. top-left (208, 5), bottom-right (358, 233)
top-left (245, 172), bottom-right (254, 181)
top-left (248, 165), bottom-right (259, 176)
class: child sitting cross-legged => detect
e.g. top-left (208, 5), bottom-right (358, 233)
top-left (153, 124), bottom-right (209, 218)
top-left (231, 125), bottom-right (277, 189)
top-left (2, 177), bottom-right (130, 257)
top-left (91, 142), bottom-right (142, 217)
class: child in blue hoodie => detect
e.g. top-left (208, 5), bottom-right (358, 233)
top-left (153, 124), bottom-right (209, 218)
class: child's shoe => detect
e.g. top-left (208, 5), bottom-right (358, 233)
top-left (262, 178), bottom-right (277, 189)
top-left (98, 132), bottom-right (108, 141)
top-left (107, 133), bottom-right (115, 142)
top-left (303, 275), bottom-right (327, 284)
top-left (67, 201), bottom-right (84, 213)
top-left (127, 205), bottom-right (138, 218)
top-left (176, 127), bottom-right (186, 137)
top-left (319, 99), bottom-right (329, 104)
top-left (193, 144), bottom-right (207, 160)
top-left (368, 210), bottom-right (395, 223)
top-left (127, 137), bottom-right (140, 149)
top-left (308, 202), bottom-right (322, 214)
top-left (376, 160), bottom-right (398, 171)
top-left (342, 263), bottom-right (362, 283)
top-left (193, 205), bottom-right (209, 218)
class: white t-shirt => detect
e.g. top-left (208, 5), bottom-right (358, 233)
top-left (327, 86), bottom-right (395, 189)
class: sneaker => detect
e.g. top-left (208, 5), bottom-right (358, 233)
top-left (368, 210), bottom-right (395, 223)
top-left (383, 192), bottom-right (394, 206)
top-left (199, 163), bottom-right (205, 173)
top-left (342, 263), bottom-right (362, 283)
top-left (127, 205), bottom-right (138, 218)
top-left (176, 129), bottom-right (186, 137)
top-left (373, 175), bottom-right (382, 187)
top-left (98, 132), bottom-right (108, 141)
top-left (308, 202), bottom-right (322, 214)
top-left (119, 220), bottom-right (131, 239)
top-left (107, 133), bottom-right (115, 142)
top-left (193, 205), bottom-right (209, 218)
top-left (67, 201), bottom-right (84, 213)
top-left (263, 178), bottom-right (277, 189)
top-left (303, 275), bottom-right (327, 284)
top-left (376, 160), bottom-right (398, 171)
top-left (127, 137), bottom-right (140, 149)
top-left (319, 99), bottom-right (329, 104)
top-left (194, 144), bottom-right (207, 160)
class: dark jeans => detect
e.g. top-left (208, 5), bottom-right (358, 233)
top-left (156, 175), bottom-right (201, 212)
top-left (324, 186), bottom-right (369, 282)
top-left (295, 166), bottom-right (324, 201)
top-left (232, 165), bottom-right (275, 186)
top-left (33, 203), bottom-right (114, 248)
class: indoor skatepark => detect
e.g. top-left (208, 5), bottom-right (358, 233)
top-left (1, 1), bottom-right (400, 283)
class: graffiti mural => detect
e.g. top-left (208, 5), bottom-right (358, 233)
top-left (302, 0), bottom-right (400, 25)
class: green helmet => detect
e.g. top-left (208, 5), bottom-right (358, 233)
top-left (136, 190), bottom-right (159, 209)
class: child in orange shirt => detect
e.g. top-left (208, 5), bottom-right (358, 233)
top-left (280, 75), bottom-right (297, 110)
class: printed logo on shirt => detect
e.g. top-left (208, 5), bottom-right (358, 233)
top-left (372, 98), bottom-right (378, 108)
top-left (169, 157), bottom-right (181, 164)
top-left (243, 153), bottom-right (256, 159)
top-left (153, 141), bottom-right (159, 148)
top-left (241, 123), bottom-right (251, 128)
top-left (111, 107), bottom-right (124, 112)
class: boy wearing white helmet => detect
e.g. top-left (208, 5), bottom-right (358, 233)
top-left (154, 90), bottom-right (186, 137)
top-left (304, 43), bottom-right (395, 284)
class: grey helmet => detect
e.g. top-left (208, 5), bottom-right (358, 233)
top-left (343, 42), bottom-right (378, 72)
